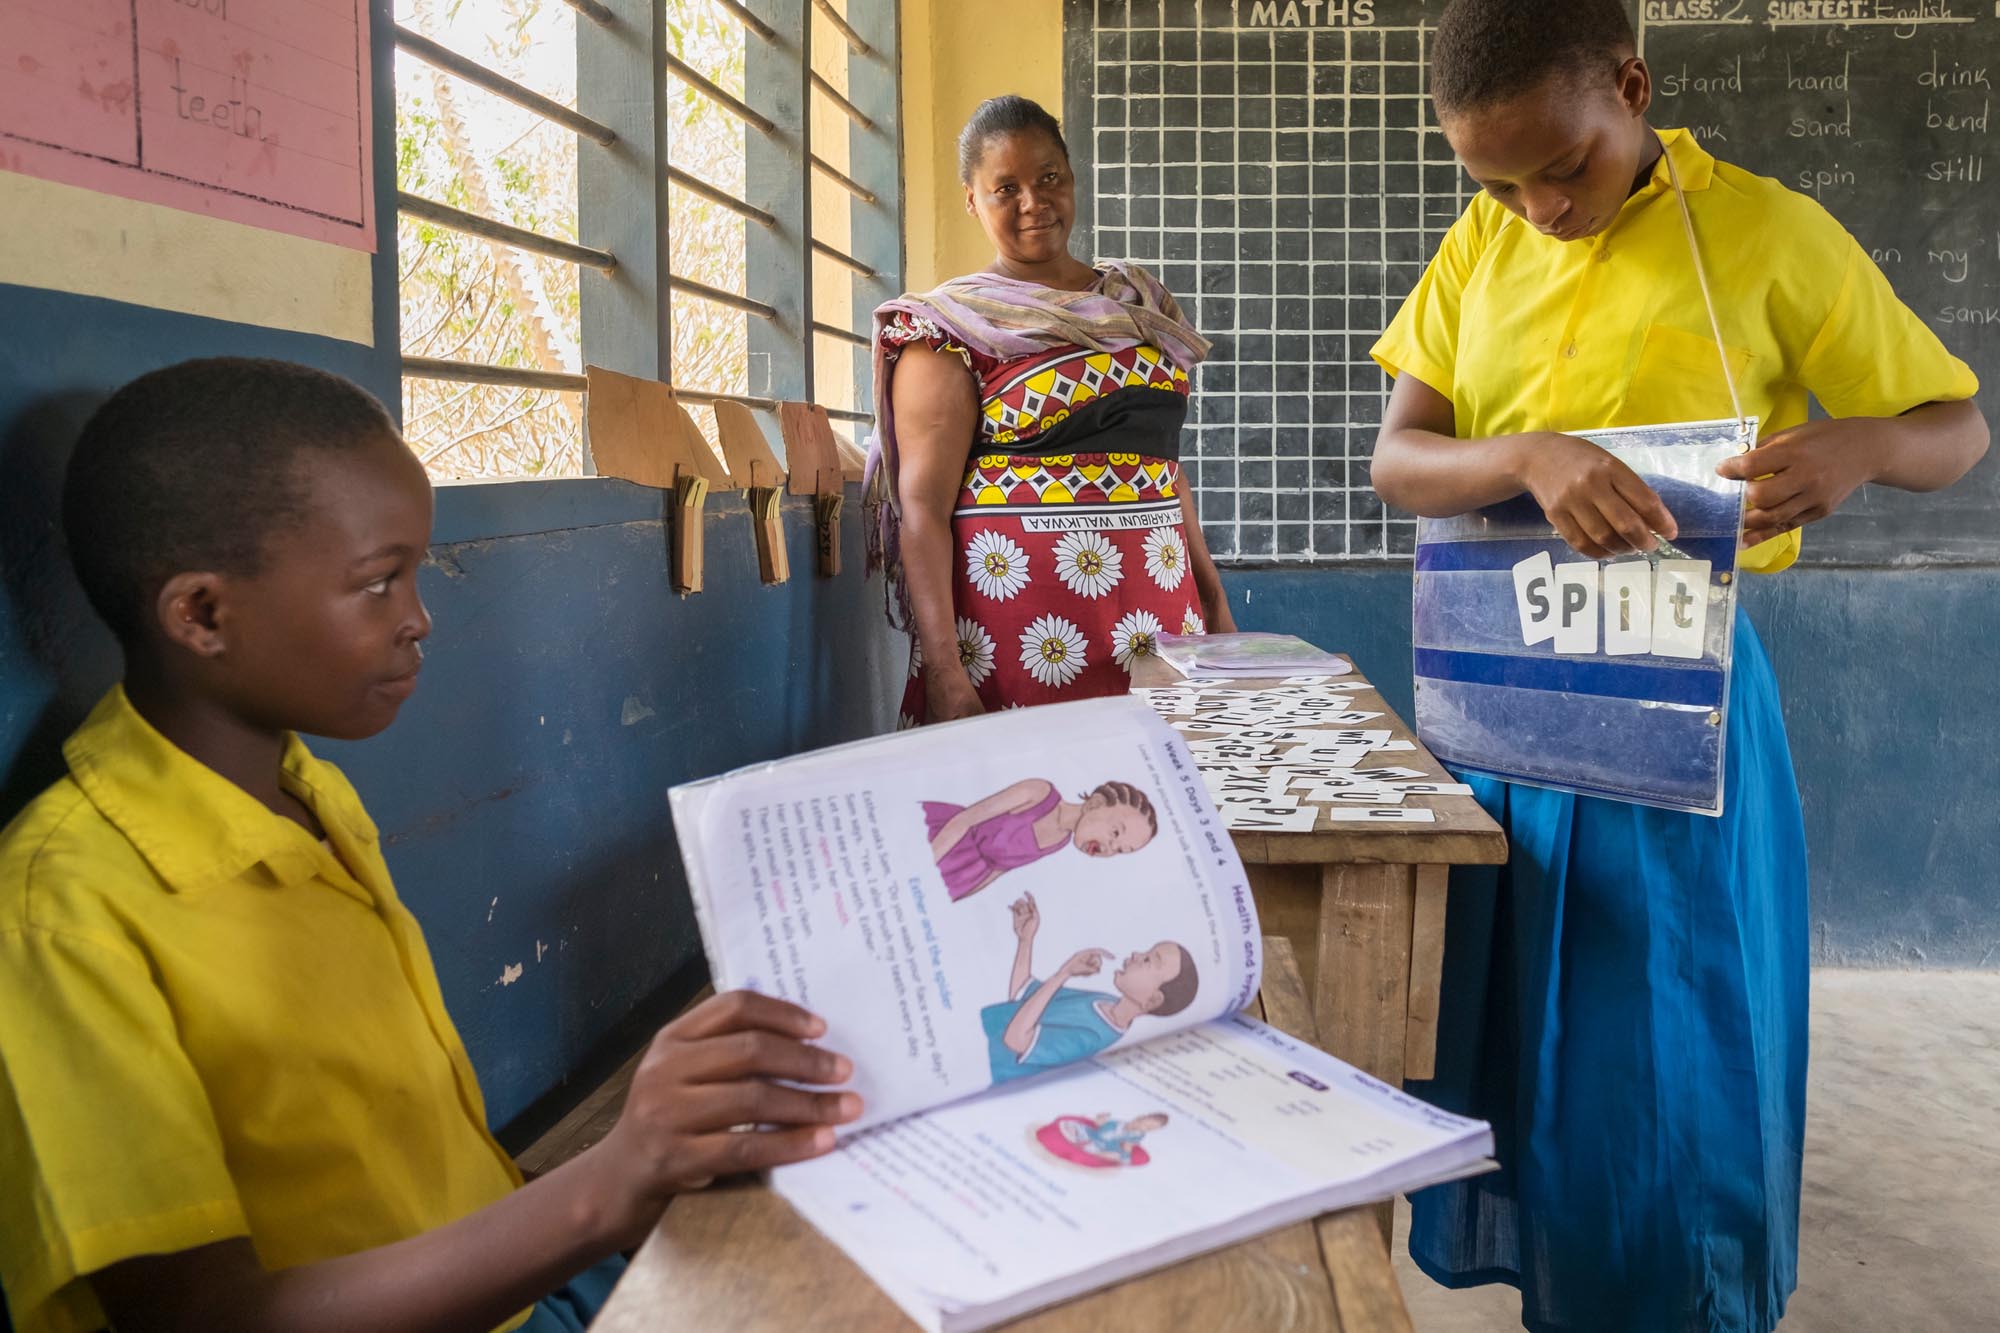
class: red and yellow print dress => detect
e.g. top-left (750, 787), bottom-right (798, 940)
top-left (888, 314), bottom-right (1208, 726)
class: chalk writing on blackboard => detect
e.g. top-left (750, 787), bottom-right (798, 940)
top-left (1640, 0), bottom-right (1999, 562)
top-left (1241, 1), bottom-right (1378, 27)
top-left (0, 0), bottom-right (376, 250)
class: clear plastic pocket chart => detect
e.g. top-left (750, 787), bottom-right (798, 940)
top-left (1412, 418), bottom-right (1752, 817)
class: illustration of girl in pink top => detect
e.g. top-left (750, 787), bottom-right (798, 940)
top-left (923, 779), bottom-right (1158, 902)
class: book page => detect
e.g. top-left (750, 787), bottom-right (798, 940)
top-left (671, 698), bottom-right (1261, 1130)
top-left (773, 1015), bottom-right (1493, 1323)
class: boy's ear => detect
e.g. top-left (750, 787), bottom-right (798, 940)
top-left (154, 573), bottom-right (231, 659)
top-left (1617, 55), bottom-right (1653, 118)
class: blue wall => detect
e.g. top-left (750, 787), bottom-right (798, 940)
top-left (1225, 565), bottom-right (2000, 970)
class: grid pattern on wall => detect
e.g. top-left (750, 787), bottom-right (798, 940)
top-left (1077, 1), bottom-right (1470, 561)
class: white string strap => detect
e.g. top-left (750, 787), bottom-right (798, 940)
top-left (1658, 131), bottom-right (1749, 439)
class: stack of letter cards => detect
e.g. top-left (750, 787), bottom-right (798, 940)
top-left (1135, 671), bottom-right (1471, 832)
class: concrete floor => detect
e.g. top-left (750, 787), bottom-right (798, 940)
top-left (1393, 970), bottom-right (2000, 1332)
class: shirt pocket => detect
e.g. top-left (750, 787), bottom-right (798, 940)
top-left (1616, 322), bottom-right (1760, 427)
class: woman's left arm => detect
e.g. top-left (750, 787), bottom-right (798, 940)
top-left (1178, 488), bottom-right (1237, 633)
top-left (1718, 399), bottom-right (1990, 550)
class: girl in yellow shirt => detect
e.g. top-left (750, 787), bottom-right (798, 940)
top-left (1370, 4), bottom-right (1988, 1331)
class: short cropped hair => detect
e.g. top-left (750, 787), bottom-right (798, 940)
top-left (1155, 945), bottom-right (1199, 1017)
top-left (958, 94), bottom-right (1069, 184)
top-left (63, 358), bottom-right (399, 645)
top-left (1431, 0), bottom-right (1636, 116)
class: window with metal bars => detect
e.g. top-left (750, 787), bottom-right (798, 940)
top-left (394, 0), bottom-right (900, 481)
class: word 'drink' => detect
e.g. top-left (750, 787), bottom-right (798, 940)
top-left (1514, 554), bottom-right (1712, 660)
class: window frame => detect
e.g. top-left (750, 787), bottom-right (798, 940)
top-left (393, 0), bottom-right (904, 480)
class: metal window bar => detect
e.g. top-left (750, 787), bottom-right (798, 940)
top-left (560, 0), bottom-right (616, 27)
top-left (663, 52), bottom-right (776, 135)
top-left (675, 387), bottom-right (776, 410)
top-left (398, 193), bottom-right (617, 272)
top-left (810, 238), bottom-right (875, 279)
top-left (403, 358), bottom-right (589, 392)
top-left (674, 387), bottom-right (868, 425)
top-left (810, 0), bottom-right (871, 57)
top-left (809, 154), bottom-right (875, 204)
top-left (668, 274), bottom-right (779, 320)
top-left (712, 0), bottom-right (777, 42)
top-left (811, 321), bottom-right (869, 347)
top-left (665, 165), bottom-right (776, 228)
top-left (393, 27), bottom-right (616, 146)
top-left (809, 70), bottom-right (874, 132)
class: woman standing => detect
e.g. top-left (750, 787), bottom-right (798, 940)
top-left (1370, 4), bottom-right (1987, 1331)
top-left (865, 96), bottom-right (1234, 725)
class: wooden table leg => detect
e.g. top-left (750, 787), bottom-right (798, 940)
top-left (1404, 865), bottom-right (1449, 1082)
top-left (1315, 862), bottom-right (1415, 1085)
top-left (1317, 862), bottom-right (1416, 1244)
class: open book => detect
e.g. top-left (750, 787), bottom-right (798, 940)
top-left (670, 696), bottom-right (1492, 1332)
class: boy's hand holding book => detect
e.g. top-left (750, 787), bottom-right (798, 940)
top-left (590, 991), bottom-right (861, 1246)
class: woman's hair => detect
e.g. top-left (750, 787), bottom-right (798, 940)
top-left (1083, 781), bottom-right (1158, 837)
top-left (1431, 0), bottom-right (1635, 117)
top-left (958, 94), bottom-right (1069, 185)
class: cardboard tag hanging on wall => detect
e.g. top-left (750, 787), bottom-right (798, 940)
top-left (777, 402), bottom-right (840, 497)
top-left (713, 401), bottom-right (789, 585)
top-left (584, 366), bottom-right (733, 594)
top-left (833, 432), bottom-right (866, 485)
top-left (778, 401), bottom-right (848, 576)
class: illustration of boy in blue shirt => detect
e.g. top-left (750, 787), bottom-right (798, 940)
top-left (981, 892), bottom-right (1199, 1084)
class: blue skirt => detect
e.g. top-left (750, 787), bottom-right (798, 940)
top-left (1408, 609), bottom-right (1808, 1333)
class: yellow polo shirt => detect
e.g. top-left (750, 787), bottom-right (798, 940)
top-left (0, 687), bottom-right (526, 1333)
top-left (1373, 127), bottom-right (1980, 573)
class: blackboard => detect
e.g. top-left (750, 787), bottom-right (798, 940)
top-left (1063, 0), bottom-right (2000, 565)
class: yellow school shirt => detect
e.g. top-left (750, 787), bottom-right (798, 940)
top-left (1372, 127), bottom-right (1980, 573)
top-left (0, 687), bottom-right (527, 1333)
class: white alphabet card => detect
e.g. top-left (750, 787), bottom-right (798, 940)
top-left (1552, 561), bottom-right (1599, 656)
top-left (1650, 559), bottom-right (1712, 660)
top-left (1602, 559), bottom-right (1654, 656)
top-left (1512, 550), bottom-right (1556, 645)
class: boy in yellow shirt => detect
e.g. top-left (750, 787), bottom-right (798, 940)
top-left (0, 358), bottom-right (863, 1333)
top-left (1370, 3), bottom-right (1987, 1333)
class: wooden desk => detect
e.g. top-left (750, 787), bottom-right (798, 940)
top-left (1128, 657), bottom-right (1506, 1093)
top-left (594, 939), bottom-right (1414, 1333)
